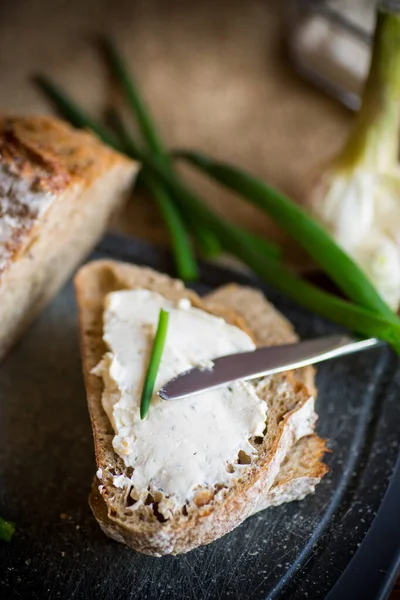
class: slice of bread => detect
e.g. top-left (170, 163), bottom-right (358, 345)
top-left (75, 260), bottom-right (328, 556)
top-left (0, 114), bottom-right (138, 361)
top-left (253, 434), bottom-right (328, 511)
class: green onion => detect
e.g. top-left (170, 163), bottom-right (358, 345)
top-left (0, 517), bottom-right (15, 542)
top-left (338, 7), bottom-right (400, 172)
top-left (304, 7), bottom-right (400, 311)
top-left (101, 40), bottom-right (223, 258)
top-left (107, 102), bottom-right (224, 258)
top-left (176, 151), bottom-right (398, 324)
top-left (105, 108), bottom-right (143, 158)
top-left (101, 37), bottom-right (168, 161)
top-left (34, 69), bottom-right (280, 264)
top-left (140, 309), bottom-right (169, 419)
top-left (34, 79), bottom-right (200, 281)
top-left (33, 75), bottom-right (120, 150)
top-left (182, 206), bottom-right (223, 259)
top-left (107, 113), bottom-right (280, 261)
top-left (188, 220), bottom-right (222, 258)
top-left (182, 202), bottom-right (280, 260)
top-left (126, 148), bottom-right (400, 351)
top-left (107, 110), bottom-right (199, 280)
top-left (33, 62), bottom-right (400, 350)
top-left (143, 174), bottom-right (199, 280)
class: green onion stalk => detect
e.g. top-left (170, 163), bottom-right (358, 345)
top-left (176, 4), bottom-right (400, 322)
top-left (177, 150), bottom-right (397, 323)
top-left (306, 3), bottom-right (400, 311)
top-left (34, 75), bottom-right (121, 150)
top-left (101, 39), bottom-right (222, 261)
top-left (140, 309), bottom-right (169, 419)
top-left (107, 108), bottom-right (199, 280)
top-left (0, 516), bottom-right (15, 542)
top-left (33, 37), bottom-right (400, 351)
top-left (128, 148), bottom-right (400, 353)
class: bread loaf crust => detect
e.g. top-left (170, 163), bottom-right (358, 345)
top-left (0, 115), bottom-right (138, 360)
top-left (0, 114), bottom-right (134, 277)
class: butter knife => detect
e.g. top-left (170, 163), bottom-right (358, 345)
top-left (158, 335), bottom-right (382, 400)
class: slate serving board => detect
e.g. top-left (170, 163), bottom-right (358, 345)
top-left (1, 233), bottom-right (400, 600)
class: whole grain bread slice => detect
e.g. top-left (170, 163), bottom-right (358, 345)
top-left (254, 433), bottom-right (328, 511)
top-left (89, 433), bottom-right (328, 539)
top-left (75, 260), bottom-right (328, 556)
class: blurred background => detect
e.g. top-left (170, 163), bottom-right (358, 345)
top-left (0, 0), bottom-right (353, 262)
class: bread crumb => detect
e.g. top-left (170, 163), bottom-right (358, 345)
top-left (113, 474), bottom-right (131, 488)
top-left (177, 298), bottom-right (191, 310)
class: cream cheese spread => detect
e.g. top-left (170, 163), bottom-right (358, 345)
top-left (93, 289), bottom-right (267, 512)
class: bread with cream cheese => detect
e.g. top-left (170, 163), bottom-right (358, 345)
top-left (75, 260), bottom-right (328, 556)
top-left (0, 115), bottom-right (138, 361)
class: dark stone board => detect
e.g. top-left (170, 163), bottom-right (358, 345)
top-left (1, 233), bottom-right (400, 600)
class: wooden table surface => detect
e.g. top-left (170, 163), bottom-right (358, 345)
top-left (0, 0), bottom-right (398, 595)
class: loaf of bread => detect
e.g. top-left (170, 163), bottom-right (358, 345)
top-left (75, 260), bottom-right (328, 556)
top-left (0, 115), bottom-right (138, 361)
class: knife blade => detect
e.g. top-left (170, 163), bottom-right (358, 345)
top-left (158, 335), bottom-right (381, 400)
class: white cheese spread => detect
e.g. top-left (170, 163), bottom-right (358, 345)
top-left (93, 289), bottom-right (267, 513)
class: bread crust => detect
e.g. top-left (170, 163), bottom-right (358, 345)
top-left (0, 114), bottom-right (133, 276)
top-left (75, 260), bottom-right (328, 556)
top-left (0, 115), bottom-right (138, 360)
